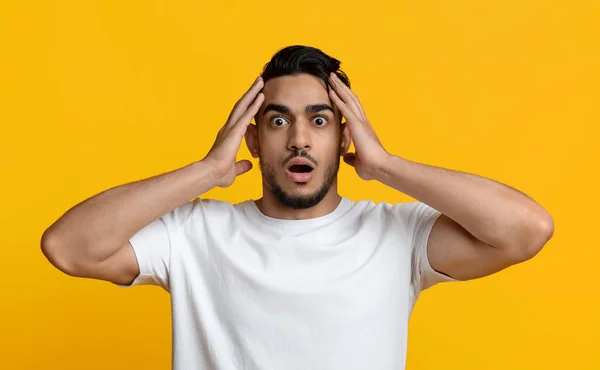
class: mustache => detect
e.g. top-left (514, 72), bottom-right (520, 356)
top-left (282, 150), bottom-right (318, 167)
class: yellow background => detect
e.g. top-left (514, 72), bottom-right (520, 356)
top-left (1, 0), bottom-right (598, 369)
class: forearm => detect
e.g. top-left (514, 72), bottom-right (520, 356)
top-left (42, 160), bottom-right (219, 262)
top-left (377, 155), bottom-right (554, 249)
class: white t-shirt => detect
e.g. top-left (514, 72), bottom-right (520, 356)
top-left (116, 196), bottom-right (458, 369)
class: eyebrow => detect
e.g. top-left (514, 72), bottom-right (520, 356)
top-left (263, 103), bottom-right (334, 116)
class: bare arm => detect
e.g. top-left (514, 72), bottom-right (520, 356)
top-left (378, 156), bottom-right (554, 281)
top-left (327, 72), bottom-right (554, 282)
top-left (41, 76), bottom-right (265, 285)
top-left (41, 160), bottom-right (220, 283)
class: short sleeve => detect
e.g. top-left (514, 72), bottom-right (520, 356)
top-left (391, 201), bottom-right (459, 299)
top-left (113, 199), bottom-right (198, 291)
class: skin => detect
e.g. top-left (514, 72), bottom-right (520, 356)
top-left (242, 72), bottom-right (555, 281)
top-left (41, 71), bottom-right (554, 286)
top-left (326, 72), bottom-right (554, 280)
top-left (244, 74), bottom-right (351, 220)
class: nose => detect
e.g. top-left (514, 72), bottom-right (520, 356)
top-left (287, 122), bottom-right (311, 151)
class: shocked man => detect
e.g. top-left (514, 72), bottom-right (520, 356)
top-left (41, 45), bottom-right (554, 370)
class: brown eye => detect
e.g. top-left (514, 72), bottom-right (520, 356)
top-left (313, 116), bottom-right (328, 127)
top-left (271, 116), bottom-right (289, 127)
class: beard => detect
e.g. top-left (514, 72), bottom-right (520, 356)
top-left (259, 150), bottom-right (340, 210)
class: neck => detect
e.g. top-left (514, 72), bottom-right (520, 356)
top-left (255, 179), bottom-right (342, 220)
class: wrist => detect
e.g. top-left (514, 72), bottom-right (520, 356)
top-left (191, 160), bottom-right (223, 188)
top-left (376, 154), bottom-right (411, 186)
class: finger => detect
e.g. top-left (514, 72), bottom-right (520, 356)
top-left (227, 76), bottom-right (264, 126)
top-left (329, 89), bottom-right (359, 125)
top-left (235, 92), bottom-right (265, 133)
top-left (235, 159), bottom-right (253, 176)
top-left (343, 152), bottom-right (356, 167)
top-left (228, 76), bottom-right (264, 124)
top-left (329, 73), bottom-right (365, 120)
top-left (330, 73), bottom-right (364, 115)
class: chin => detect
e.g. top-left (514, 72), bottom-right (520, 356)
top-left (260, 158), bottom-right (339, 209)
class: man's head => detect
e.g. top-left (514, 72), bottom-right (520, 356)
top-left (245, 45), bottom-right (352, 209)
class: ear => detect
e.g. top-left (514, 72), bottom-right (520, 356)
top-left (244, 123), bottom-right (260, 158)
top-left (339, 122), bottom-right (351, 156)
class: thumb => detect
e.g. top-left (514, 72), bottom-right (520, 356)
top-left (343, 152), bottom-right (356, 167)
top-left (235, 160), bottom-right (253, 176)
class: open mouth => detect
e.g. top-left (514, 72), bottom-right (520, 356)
top-left (288, 164), bottom-right (314, 173)
top-left (285, 163), bottom-right (315, 183)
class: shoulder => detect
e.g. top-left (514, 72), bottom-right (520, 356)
top-left (349, 198), bottom-right (436, 220)
top-left (352, 199), bottom-right (441, 237)
top-left (189, 197), bottom-right (243, 218)
top-left (162, 198), bottom-right (238, 230)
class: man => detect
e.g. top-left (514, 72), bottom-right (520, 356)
top-left (41, 45), bottom-right (554, 369)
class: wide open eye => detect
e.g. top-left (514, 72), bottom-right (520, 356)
top-left (270, 116), bottom-right (289, 127)
top-left (312, 116), bottom-right (328, 127)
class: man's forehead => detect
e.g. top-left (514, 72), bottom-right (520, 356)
top-left (260, 74), bottom-right (332, 110)
top-left (262, 74), bottom-right (328, 96)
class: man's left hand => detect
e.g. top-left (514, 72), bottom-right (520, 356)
top-left (328, 72), bottom-right (390, 181)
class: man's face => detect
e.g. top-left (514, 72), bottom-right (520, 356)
top-left (246, 73), bottom-right (348, 209)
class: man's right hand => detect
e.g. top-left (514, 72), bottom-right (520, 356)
top-left (203, 76), bottom-right (265, 188)
top-left (40, 77), bottom-right (265, 285)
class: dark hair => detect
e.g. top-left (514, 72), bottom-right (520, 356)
top-left (254, 45), bottom-right (350, 125)
top-left (261, 45), bottom-right (350, 89)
